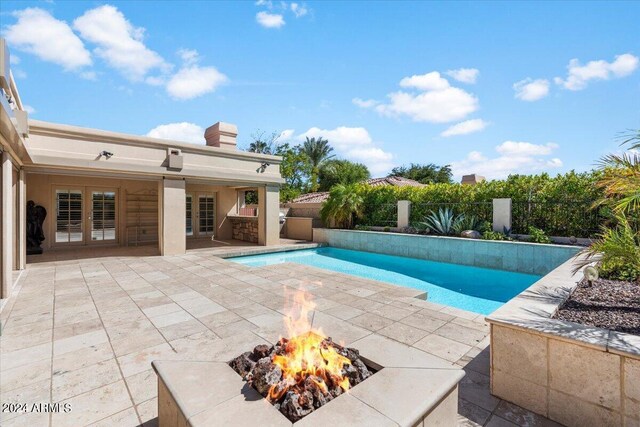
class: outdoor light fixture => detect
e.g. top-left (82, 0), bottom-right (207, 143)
top-left (100, 150), bottom-right (114, 159)
top-left (257, 162), bottom-right (270, 173)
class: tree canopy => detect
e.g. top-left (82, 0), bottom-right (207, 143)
top-left (389, 163), bottom-right (453, 184)
top-left (318, 159), bottom-right (370, 192)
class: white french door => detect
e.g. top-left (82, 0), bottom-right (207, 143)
top-left (54, 187), bottom-right (118, 246)
top-left (89, 189), bottom-right (117, 243)
top-left (55, 189), bottom-right (83, 244)
top-left (196, 194), bottom-right (216, 237)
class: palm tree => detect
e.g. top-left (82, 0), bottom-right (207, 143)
top-left (596, 129), bottom-right (640, 214)
top-left (302, 137), bottom-right (334, 192)
top-left (248, 139), bottom-right (272, 154)
top-left (320, 184), bottom-right (364, 229)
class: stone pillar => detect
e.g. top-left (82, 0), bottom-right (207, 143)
top-left (397, 200), bottom-right (411, 228)
top-left (493, 198), bottom-right (512, 233)
top-left (158, 178), bottom-right (186, 256)
top-left (1, 151), bottom-right (13, 298)
top-left (17, 169), bottom-right (26, 269)
top-left (204, 122), bottom-right (238, 150)
top-left (258, 185), bottom-right (280, 246)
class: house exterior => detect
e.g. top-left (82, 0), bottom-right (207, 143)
top-left (0, 39), bottom-right (283, 300)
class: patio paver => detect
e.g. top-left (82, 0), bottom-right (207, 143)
top-left (0, 246), bottom-right (562, 427)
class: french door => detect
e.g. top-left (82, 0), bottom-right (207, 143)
top-left (54, 187), bottom-right (118, 246)
top-left (89, 189), bottom-right (117, 243)
top-left (196, 194), bottom-right (216, 237)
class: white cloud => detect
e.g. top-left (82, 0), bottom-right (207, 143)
top-left (73, 5), bottom-right (167, 81)
top-left (446, 68), bottom-right (479, 84)
top-left (399, 71), bottom-right (450, 91)
top-left (278, 129), bottom-right (295, 140)
top-left (451, 141), bottom-right (563, 180)
top-left (496, 141), bottom-right (558, 156)
top-left (3, 8), bottom-right (92, 71)
top-left (24, 105), bottom-right (36, 114)
top-left (554, 53), bottom-right (639, 91)
top-left (357, 71), bottom-right (479, 123)
top-left (177, 49), bottom-right (199, 66)
top-left (256, 11), bottom-right (285, 28)
top-left (352, 98), bottom-right (379, 108)
top-left (513, 78), bottom-right (550, 101)
top-left (146, 122), bottom-right (205, 144)
top-left (375, 87), bottom-right (478, 123)
top-left (166, 65), bottom-right (227, 100)
top-left (297, 126), bottom-right (394, 174)
top-left (440, 119), bottom-right (488, 137)
top-left (290, 3), bottom-right (308, 17)
top-left (10, 55), bottom-right (20, 65)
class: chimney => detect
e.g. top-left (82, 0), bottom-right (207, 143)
top-left (204, 122), bottom-right (238, 149)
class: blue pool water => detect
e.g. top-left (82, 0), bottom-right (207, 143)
top-left (229, 247), bottom-right (541, 315)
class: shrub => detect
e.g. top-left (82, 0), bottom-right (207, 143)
top-left (574, 215), bottom-right (640, 283)
top-left (419, 208), bottom-right (463, 236)
top-left (320, 184), bottom-right (364, 229)
top-left (527, 226), bottom-right (551, 244)
top-left (481, 230), bottom-right (511, 241)
top-left (356, 171), bottom-right (604, 237)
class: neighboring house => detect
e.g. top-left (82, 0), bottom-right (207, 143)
top-left (0, 39), bottom-right (283, 300)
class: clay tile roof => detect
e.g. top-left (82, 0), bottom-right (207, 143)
top-left (290, 192), bottom-right (330, 203)
top-left (365, 176), bottom-right (425, 187)
top-left (289, 176), bottom-right (424, 204)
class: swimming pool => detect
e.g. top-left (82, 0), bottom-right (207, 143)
top-left (229, 247), bottom-right (541, 315)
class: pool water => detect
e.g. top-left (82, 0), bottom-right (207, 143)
top-left (229, 247), bottom-right (541, 315)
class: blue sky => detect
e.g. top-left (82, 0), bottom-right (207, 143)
top-left (2, 1), bottom-right (639, 179)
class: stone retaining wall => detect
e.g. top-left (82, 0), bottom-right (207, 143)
top-left (486, 257), bottom-right (640, 427)
top-left (229, 216), bottom-right (258, 243)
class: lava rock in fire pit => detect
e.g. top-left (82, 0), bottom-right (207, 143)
top-left (228, 352), bottom-right (256, 379)
top-left (250, 358), bottom-right (283, 396)
top-left (229, 334), bottom-right (374, 423)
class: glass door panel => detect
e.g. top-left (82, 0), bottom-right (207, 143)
top-left (55, 189), bottom-right (83, 243)
top-left (90, 190), bottom-right (117, 242)
top-left (186, 195), bottom-right (193, 236)
top-left (198, 194), bottom-right (215, 236)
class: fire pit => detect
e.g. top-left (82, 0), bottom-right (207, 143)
top-left (229, 333), bottom-right (374, 422)
top-left (152, 288), bottom-right (465, 426)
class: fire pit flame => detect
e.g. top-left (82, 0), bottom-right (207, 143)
top-left (229, 288), bottom-right (374, 422)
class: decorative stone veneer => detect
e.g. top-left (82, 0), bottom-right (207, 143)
top-left (229, 215), bottom-right (259, 243)
top-left (313, 228), bottom-right (579, 275)
top-left (486, 257), bottom-right (640, 427)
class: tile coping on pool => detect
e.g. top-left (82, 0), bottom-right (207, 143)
top-left (485, 255), bottom-right (640, 359)
top-left (152, 332), bottom-right (464, 427)
top-left (213, 242), bottom-right (323, 259)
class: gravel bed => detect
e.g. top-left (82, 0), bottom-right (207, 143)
top-left (555, 278), bottom-right (640, 335)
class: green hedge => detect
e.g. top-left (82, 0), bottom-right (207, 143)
top-left (356, 171), bottom-right (606, 237)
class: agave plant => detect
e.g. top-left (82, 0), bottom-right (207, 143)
top-left (419, 208), bottom-right (464, 236)
top-left (573, 214), bottom-right (640, 283)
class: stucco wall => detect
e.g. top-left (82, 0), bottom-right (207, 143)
top-left (313, 228), bottom-right (579, 275)
top-left (284, 217), bottom-right (314, 241)
top-left (25, 173), bottom-right (243, 251)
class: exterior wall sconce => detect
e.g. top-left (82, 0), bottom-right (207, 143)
top-left (100, 150), bottom-right (114, 159)
top-left (257, 162), bottom-right (270, 173)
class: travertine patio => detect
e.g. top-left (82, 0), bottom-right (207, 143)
top-left (1, 247), bottom-right (562, 427)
